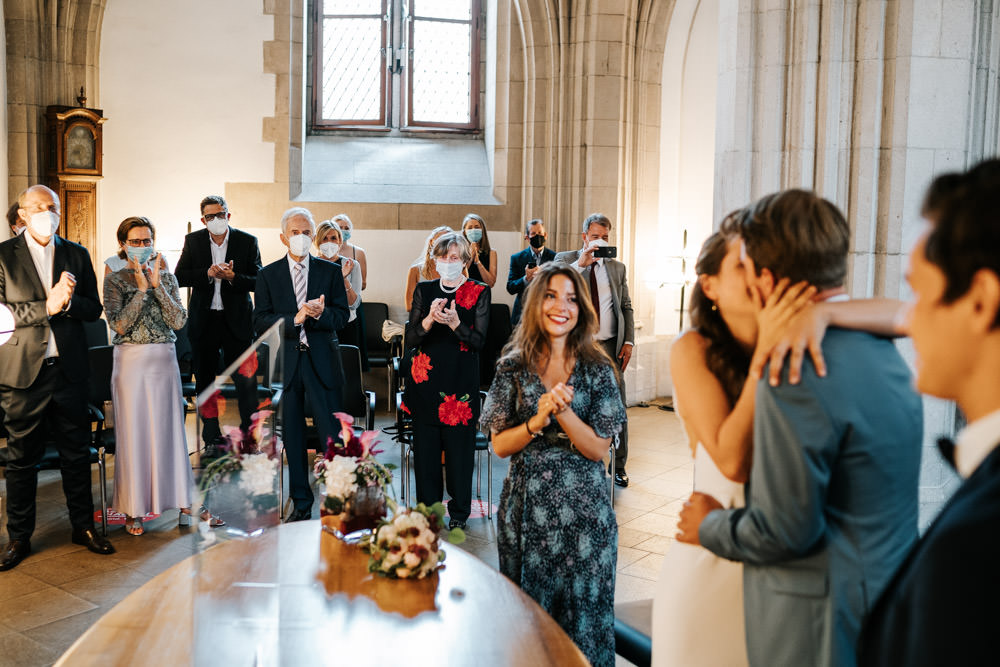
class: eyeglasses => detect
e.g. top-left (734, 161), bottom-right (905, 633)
top-left (126, 239), bottom-right (153, 247)
top-left (203, 212), bottom-right (228, 221)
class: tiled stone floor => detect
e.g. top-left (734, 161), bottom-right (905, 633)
top-left (0, 394), bottom-right (689, 666)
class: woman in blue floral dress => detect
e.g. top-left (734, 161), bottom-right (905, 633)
top-left (481, 263), bottom-right (625, 666)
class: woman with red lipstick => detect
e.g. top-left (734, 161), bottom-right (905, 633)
top-left (481, 263), bottom-right (625, 667)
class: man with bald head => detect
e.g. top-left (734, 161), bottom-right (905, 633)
top-left (0, 185), bottom-right (114, 570)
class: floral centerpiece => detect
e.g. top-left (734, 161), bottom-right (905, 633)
top-left (314, 413), bottom-right (395, 534)
top-left (366, 502), bottom-right (465, 580)
top-left (197, 395), bottom-right (281, 541)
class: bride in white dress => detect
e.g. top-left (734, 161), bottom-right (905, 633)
top-left (651, 225), bottom-right (903, 665)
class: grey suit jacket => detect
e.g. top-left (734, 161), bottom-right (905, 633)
top-left (699, 329), bottom-right (922, 667)
top-left (553, 249), bottom-right (634, 355)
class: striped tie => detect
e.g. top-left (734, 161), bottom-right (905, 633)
top-left (294, 262), bottom-right (308, 346)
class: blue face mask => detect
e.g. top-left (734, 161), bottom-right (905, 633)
top-left (340, 228), bottom-right (352, 241)
top-left (465, 228), bottom-right (483, 243)
top-left (126, 245), bottom-right (154, 265)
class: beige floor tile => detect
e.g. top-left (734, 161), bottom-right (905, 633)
top-left (616, 545), bottom-right (649, 569)
top-left (633, 535), bottom-right (676, 555)
top-left (617, 527), bottom-right (654, 549)
top-left (0, 631), bottom-right (61, 667)
top-left (621, 512), bottom-right (681, 537)
top-left (16, 548), bottom-right (124, 587)
top-left (0, 570), bottom-right (51, 604)
top-left (613, 572), bottom-right (657, 605)
top-left (21, 607), bottom-right (108, 657)
top-left (613, 487), bottom-right (671, 512)
top-left (0, 587), bottom-right (97, 632)
top-left (58, 566), bottom-right (154, 607)
top-left (620, 553), bottom-right (666, 582)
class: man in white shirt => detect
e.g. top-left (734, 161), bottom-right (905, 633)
top-left (555, 213), bottom-right (635, 486)
top-left (860, 158), bottom-right (1000, 666)
top-left (0, 184), bottom-right (114, 570)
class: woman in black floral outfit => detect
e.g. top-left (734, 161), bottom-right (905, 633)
top-left (481, 263), bottom-right (625, 666)
top-left (404, 232), bottom-right (490, 530)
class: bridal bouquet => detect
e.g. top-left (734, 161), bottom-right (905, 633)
top-left (367, 502), bottom-right (464, 580)
top-left (314, 413), bottom-right (395, 531)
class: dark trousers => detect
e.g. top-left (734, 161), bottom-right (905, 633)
top-left (599, 338), bottom-right (628, 468)
top-left (193, 311), bottom-right (256, 442)
top-left (412, 421), bottom-right (475, 523)
top-left (0, 361), bottom-right (95, 540)
top-left (281, 351), bottom-right (341, 512)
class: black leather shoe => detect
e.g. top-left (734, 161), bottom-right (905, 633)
top-left (448, 519), bottom-right (467, 531)
top-left (71, 527), bottom-right (116, 555)
top-left (287, 507), bottom-right (312, 522)
top-left (0, 540), bottom-right (31, 571)
top-left (614, 469), bottom-right (630, 488)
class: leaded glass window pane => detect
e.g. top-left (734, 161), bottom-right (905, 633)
top-left (323, 0), bottom-right (381, 14)
top-left (410, 19), bottom-right (471, 124)
top-left (321, 17), bottom-right (383, 121)
top-left (412, 0), bottom-right (471, 21)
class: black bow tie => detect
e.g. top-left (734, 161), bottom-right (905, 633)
top-left (937, 437), bottom-right (956, 470)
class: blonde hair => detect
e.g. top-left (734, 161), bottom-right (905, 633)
top-left (500, 263), bottom-right (611, 371)
top-left (414, 225), bottom-right (454, 279)
top-left (315, 220), bottom-right (343, 249)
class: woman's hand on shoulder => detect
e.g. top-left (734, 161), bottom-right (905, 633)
top-left (750, 278), bottom-right (826, 386)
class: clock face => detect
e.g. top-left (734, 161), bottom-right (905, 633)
top-left (65, 125), bottom-right (95, 170)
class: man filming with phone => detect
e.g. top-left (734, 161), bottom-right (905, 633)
top-left (556, 213), bottom-right (634, 487)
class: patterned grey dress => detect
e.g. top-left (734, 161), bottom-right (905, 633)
top-left (481, 356), bottom-right (625, 667)
top-left (104, 267), bottom-right (193, 516)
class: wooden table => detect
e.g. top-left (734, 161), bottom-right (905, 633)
top-left (56, 521), bottom-right (587, 666)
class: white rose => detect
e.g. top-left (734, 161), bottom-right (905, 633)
top-left (403, 552), bottom-right (421, 568)
top-left (396, 567), bottom-right (411, 579)
top-left (384, 551), bottom-right (402, 566)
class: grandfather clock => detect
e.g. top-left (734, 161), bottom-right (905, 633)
top-left (45, 90), bottom-right (106, 256)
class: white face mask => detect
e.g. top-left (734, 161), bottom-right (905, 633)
top-left (13, 225), bottom-right (26, 236)
top-left (319, 242), bottom-right (339, 258)
top-left (287, 233), bottom-right (312, 257)
top-left (436, 259), bottom-right (464, 282)
top-left (29, 211), bottom-right (59, 238)
top-left (588, 238), bottom-right (609, 250)
top-left (206, 217), bottom-right (228, 236)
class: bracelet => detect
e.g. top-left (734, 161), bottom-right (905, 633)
top-left (525, 421), bottom-right (540, 438)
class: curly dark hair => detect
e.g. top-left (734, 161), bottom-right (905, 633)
top-left (689, 221), bottom-right (752, 406)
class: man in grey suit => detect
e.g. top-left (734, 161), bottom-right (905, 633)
top-left (677, 190), bottom-right (922, 667)
top-left (555, 213), bottom-right (634, 486)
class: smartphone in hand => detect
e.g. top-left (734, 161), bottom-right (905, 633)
top-left (592, 246), bottom-right (617, 259)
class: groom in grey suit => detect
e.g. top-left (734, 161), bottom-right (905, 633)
top-left (677, 190), bottom-right (922, 667)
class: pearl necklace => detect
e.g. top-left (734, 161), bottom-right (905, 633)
top-left (439, 277), bottom-right (467, 294)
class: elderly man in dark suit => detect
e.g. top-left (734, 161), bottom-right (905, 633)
top-left (175, 195), bottom-right (262, 451)
top-left (253, 207), bottom-right (349, 522)
top-left (859, 159), bottom-right (1000, 667)
top-left (678, 190), bottom-right (922, 667)
top-left (0, 184), bottom-right (114, 570)
top-left (555, 213), bottom-right (635, 486)
top-left (506, 218), bottom-right (555, 326)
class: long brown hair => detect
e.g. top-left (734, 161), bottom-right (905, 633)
top-left (690, 223), bottom-right (751, 406)
top-left (500, 263), bottom-right (612, 372)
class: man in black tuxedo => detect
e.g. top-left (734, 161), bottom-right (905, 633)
top-left (174, 195), bottom-right (262, 450)
top-left (859, 159), bottom-right (1000, 666)
top-left (506, 218), bottom-right (555, 326)
top-left (253, 207), bottom-right (349, 521)
top-left (0, 185), bottom-right (114, 570)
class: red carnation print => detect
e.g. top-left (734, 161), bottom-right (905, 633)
top-left (238, 352), bottom-right (259, 378)
top-left (439, 393), bottom-right (473, 426)
top-left (199, 391), bottom-right (225, 419)
top-left (459, 342), bottom-right (470, 352)
top-left (455, 281), bottom-right (485, 309)
top-left (411, 352), bottom-right (432, 384)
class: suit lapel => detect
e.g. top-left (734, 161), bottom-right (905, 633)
top-left (52, 235), bottom-right (67, 287)
top-left (12, 234), bottom-right (47, 298)
top-left (274, 258), bottom-right (296, 308)
top-left (306, 257), bottom-right (322, 300)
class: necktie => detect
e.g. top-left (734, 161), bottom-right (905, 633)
top-left (589, 264), bottom-right (601, 325)
top-left (293, 262), bottom-right (308, 346)
top-left (937, 436), bottom-right (956, 471)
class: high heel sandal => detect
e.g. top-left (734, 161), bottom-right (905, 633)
top-left (125, 516), bottom-right (145, 536)
top-left (178, 506), bottom-right (225, 528)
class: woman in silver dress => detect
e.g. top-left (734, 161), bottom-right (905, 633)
top-left (103, 217), bottom-right (222, 535)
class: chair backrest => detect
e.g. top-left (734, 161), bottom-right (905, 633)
top-left (361, 301), bottom-right (390, 354)
top-left (489, 303), bottom-right (513, 341)
top-left (84, 318), bottom-right (109, 348)
top-left (88, 345), bottom-right (114, 405)
top-left (339, 344), bottom-right (366, 418)
top-left (174, 321), bottom-right (194, 377)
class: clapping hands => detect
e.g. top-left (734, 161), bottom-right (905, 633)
top-left (421, 298), bottom-right (460, 331)
top-left (45, 271), bottom-right (77, 316)
top-left (129, 253), bottom-right (163, 291)
top-left (295, 294), bottom-right (325, 325)
top-left (208, 260), bottom-right (234, 281)
top-left (537, 382), bottom-right (574, 423)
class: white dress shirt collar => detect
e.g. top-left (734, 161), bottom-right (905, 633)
top-left (286, 252), bottom-right (310, 272)
top-left (955, 408), bottom-right (1000, 479)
